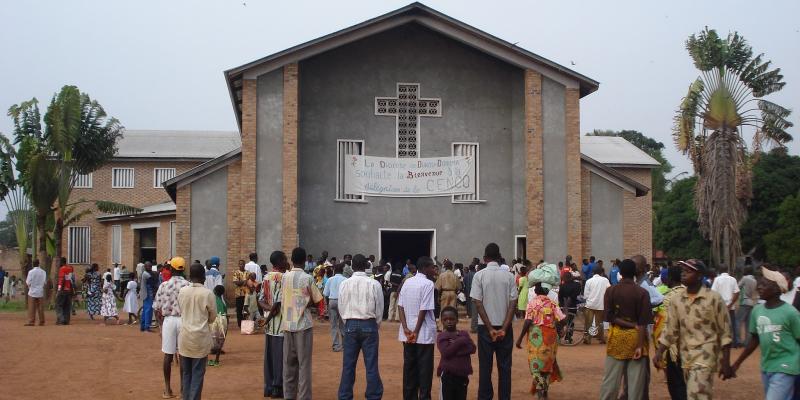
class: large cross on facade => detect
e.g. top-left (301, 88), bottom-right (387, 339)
top-left (375, 83), bottom-right (442, 158)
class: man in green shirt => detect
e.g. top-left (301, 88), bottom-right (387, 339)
top-left (732, 266), bottom-right (800, 400)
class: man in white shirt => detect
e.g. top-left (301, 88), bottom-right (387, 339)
top-left (25, 261), bottom-right (46, 326)
top-left (337, 254), bottom-right (384, 400)
top-left (710, 267), bottom-right (739, 340)
top-left (113, 264), bottom-right (121, 294)
top-left (398, 256), bottom-right (437, 400)
top-left (245, 252), bottom-right (262, 283)
top-left (582, 265), bottom-right (611, 344)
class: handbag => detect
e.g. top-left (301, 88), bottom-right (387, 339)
top-left (240, 319), bottom-right (255, 335)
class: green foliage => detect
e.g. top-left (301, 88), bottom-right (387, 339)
top-left (741, 151), bottom-right (800, 259)
top-left (586, 129), bottom-right (673, 202)
top-left (764, 192), bottom-right (800, 267)
top-left (654, 177), bottom-right (710, 261)
top-left (0, 212), bottom-right (18, 248)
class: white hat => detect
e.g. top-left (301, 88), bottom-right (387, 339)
top-left (151, 265), bottom-right (158, 272)
top-left (761, 267), bottom-right (788, 293)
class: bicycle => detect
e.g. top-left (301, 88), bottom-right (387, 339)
top-left (558, 304), bottom-right (587, 346)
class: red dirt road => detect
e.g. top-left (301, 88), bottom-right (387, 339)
top-left (1, 312), bottom-right (762, 399)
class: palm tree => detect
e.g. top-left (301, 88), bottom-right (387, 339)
top-left (5, 86), bottom-right (141, 276)
top-left (674, 28), bottom-right (793, 271)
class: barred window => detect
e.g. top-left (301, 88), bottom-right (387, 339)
top-left (452, 142), bottom-right (481, 202)
top-left (153, 168), bottom-right (176, 188)
top-left (68, 226), bottom-right (91, 264)
top-left (336, 139), bottom-right (365, 201)
top-left (73, 173), bottom-right (92, 188)
top-left (112, 168), bottom-right (135, 188)
top-left (111, 225), bottom-right (122, 264)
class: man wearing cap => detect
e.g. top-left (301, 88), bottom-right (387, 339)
top-left (153, 257), bottom-right (191, 399)
top-left (204, 256), bottom-right (223, 292)
top-left (654, 259), bottom-right (734, 400)
top-left (731, 266), bottom-right (800, 400)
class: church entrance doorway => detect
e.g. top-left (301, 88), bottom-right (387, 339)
top-left (379, 229), bottom-right (436, 269)
top-left (134, 228), bottom-right (157, 264)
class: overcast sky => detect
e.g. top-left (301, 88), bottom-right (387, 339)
top-left (1, 0), bottom-right (798, 182)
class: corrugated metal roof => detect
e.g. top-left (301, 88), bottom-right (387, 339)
top-left (115, 130), bottom-right (240, 159)
top-left (580, 136), bottom-right (661, 167)
top-left (96, 201), bottom-right (176, 221)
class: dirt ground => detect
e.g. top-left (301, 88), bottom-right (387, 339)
top-left (1, 311), bottom-right (763, 399)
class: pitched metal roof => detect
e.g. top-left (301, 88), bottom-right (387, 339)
top-left (580, 136), bottom-right (661, 168)
top-left (224, 2), bottom-right (600, 129)
top-left (163, 147), bottom-right (243, 201)
top-left (115, 130), bottom-right (240, 160)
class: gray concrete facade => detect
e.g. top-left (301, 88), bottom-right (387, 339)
top-left (293, 23), bottom-right (533, 263)
top-left (255, 68), bottom-right (284, 256)
top-left (541, 77), bottom-right (567, 262)
top-left (190, 167), bottom-right (229, 267)
top-left (590, 172), bottom-right (624, 264)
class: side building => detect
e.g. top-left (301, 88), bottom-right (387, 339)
top-left (61, 130), bottom-right (239, 270)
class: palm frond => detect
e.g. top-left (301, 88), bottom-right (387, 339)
top-left (95, 200), bottom-right (142, 215)
top-left (673, 79), bottom-right (704, 153)
top-left (63, 208), bottom-right (92, 227)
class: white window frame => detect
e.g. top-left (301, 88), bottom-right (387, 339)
top-left (153, 168), bottom-right (177, 188)
top-left (111, 225), bottom-right (122, 264)
top-left (451, 142), bottom-right (484, 203)
top-left (67, 226), bottom-right (91, 265)
top-left (73, 173), bottom-right (93, 189)
top-left (169, 221), bottom-right (177, 258)
top-left (335, 139), bottom-right (367, 203)
top-left (111, 168), bottom-right (135, 188)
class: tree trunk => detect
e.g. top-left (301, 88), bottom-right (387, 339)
top-left (36, 212), bottom-right (51, 277)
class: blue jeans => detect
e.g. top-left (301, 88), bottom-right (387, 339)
top-left (180, 356), bottom-right (207, 400)
top-left (338, 319), bottom-right (383, 400)
top-left (761, 372), bottom-right (796, 400)
top-left (140, 296), bottom-right (153, 331)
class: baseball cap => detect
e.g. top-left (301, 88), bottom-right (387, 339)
top-left (677, 259), bottom-right (706, 274)
top-left (210, 256), bottom-right (220, 267)
top-left (170, 256), bottom-right (186, 271)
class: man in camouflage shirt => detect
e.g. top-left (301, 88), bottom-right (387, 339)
top-left (654, 259), bottom-right (733, 399)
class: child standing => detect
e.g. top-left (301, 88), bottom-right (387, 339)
top-left (100, 275), bottom-right (121, 325)
top-left (516, 264), bottom-right (563, 399)
top-left (122, 272), bottom-right (139, 325)
top-left (731, 267), bottom-right (800, 399)
top-left (436, 306), bottom-right (476, 400)
top-left (209, 285), bottom-right (229, 366)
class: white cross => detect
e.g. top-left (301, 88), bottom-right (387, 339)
top-left (375, 83), bottom-right (442, 158)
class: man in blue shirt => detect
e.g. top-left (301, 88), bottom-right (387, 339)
top-left (582, 256), bottom-right (596, 281)
top-left (324, 263), bottom-right (348, 352)
top-left (609, 259), bottom-right (620, 285)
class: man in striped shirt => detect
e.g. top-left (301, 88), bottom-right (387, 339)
top-left (259, 251), bottom-right (287, 399)
top-left (398, 256), bottom-right (437, 400)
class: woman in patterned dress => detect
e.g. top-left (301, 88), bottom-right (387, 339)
top-left (84, 264), bottom-right (102, 319)
top-left (516, 264), bottom-right (564, 399)
top-left (100, 274), bottom-right (121, 325)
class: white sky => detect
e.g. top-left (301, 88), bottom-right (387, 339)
top-left (1, 0), bottom-right (798, 183)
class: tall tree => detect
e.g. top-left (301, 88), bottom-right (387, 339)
top-left (763, 191), bottom-right (800, 267)
top-left (654, 177), bottom-right (711, 262)
top-left (673, 28), bottom-right (793, 271)
top-left (5, 86), bottom-right (140, 276)
top-left (586, 129), bottom-right (673, 202)
top-left (741, 150), bottom-right (800, 259)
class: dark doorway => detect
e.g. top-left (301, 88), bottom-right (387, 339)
top-left (380, 230), bottom-right (434, 269)
top-left (136, 228), bottom-right (157, 264)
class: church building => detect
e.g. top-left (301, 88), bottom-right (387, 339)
top-left (164, 3), bottom-right (658, 286)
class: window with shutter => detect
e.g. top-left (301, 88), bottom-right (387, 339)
top-left (112, 168), bottom-right (135, 188)
top-left (452, 142), bottom-right (481, 203)
top-left (336, 139), bottom-right (366, 202)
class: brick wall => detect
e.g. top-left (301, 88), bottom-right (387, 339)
top-left (524, 70), bottom-right (544, 261)
top-left (282, 63), bottom-right (299, 253)
top-left (175, 185), bottom-right (192, 260)
top-left (63, 160), bottom-right (200, 267)
top-left (565, 88), bottom-right (583, 259)
top-left (619, 167), bottom-right (653, 260)
top-left (226, 161), bottom-right (242, 298)
top-left (580, 165), bottom-right (592, 257)
top-left (240, 79), bottom-right (257, 255)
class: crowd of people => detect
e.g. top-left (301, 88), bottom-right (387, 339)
top-left (14, 244), bottom-right (800, 400)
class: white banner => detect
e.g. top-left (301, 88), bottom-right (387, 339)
top-left (344, 155), bottom-right (475, 197)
